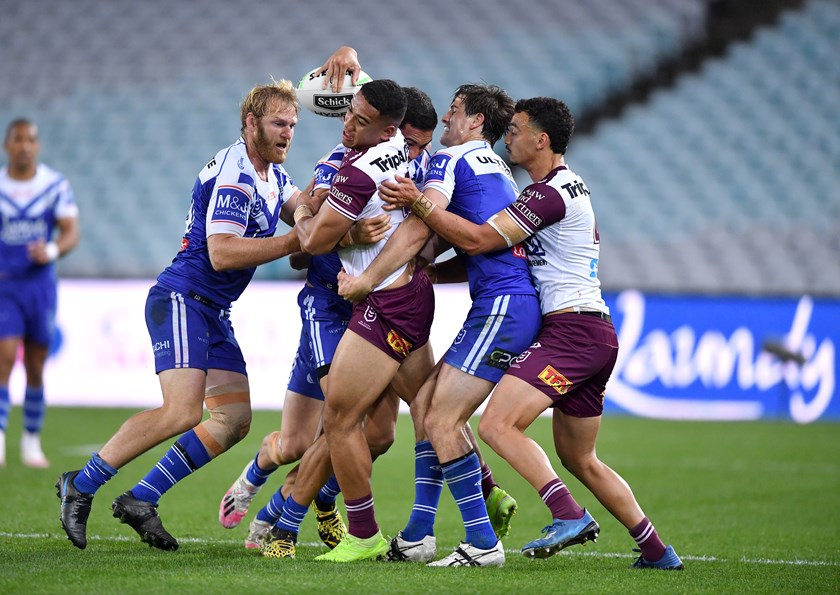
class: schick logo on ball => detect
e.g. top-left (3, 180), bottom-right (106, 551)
top-left (314, 94), bottom-right (353, 111)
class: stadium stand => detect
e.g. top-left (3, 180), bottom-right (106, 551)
top-left (1, 0), bottom-right (836, 296)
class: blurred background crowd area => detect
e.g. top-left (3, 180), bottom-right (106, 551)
top-left (2, 0), bottom-right (838, 296)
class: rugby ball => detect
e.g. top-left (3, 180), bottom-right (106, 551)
top-left (296, 67), bottom-right (372, 117)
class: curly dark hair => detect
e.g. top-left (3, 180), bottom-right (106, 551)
top-left (514, 97), bottom-right (575, 155)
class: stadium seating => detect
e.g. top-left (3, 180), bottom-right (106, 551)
top-left (2, 0), bottom-right (837, 296)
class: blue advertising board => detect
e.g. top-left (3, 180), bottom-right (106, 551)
top-left (603, 291), bottom-right (839, 423)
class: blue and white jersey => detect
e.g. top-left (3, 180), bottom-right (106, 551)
top-left (157, 138), bottom-right (298, 307)
top-left (408, 148), bottom-right (432, 187)
top-left (423, 140), bottom-right (535, 300)
top-left (0, 164), bottom-right (78, 281)
top-left (308, 144), bottom-right (348, 290)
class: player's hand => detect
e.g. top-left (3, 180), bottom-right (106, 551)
top-left (337, 268), bottom-right (374, 304)
top-left (316, 46), bottom-right (361, 92)
top-left (379, 175), bottom-right (422, 211)
top-left (289, 251), bottom-right (311, 271)
top-left (27, 240), bottom-right (55, 265)
top-left (351, 214), bottom-right (391, 245)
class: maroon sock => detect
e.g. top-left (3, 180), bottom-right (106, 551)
top-left (480, 463), bottom-right (498, 500)
top-left (539, 478), bottom-right (584, 520)
top-left (629, 516), bottom-right (667, 562)
top-left (344, 494), bottom-right (379, 539)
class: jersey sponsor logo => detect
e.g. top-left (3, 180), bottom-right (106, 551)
top-left (512, 244), bottom-right (527, 259)
top-left (213, 186), bottom-right (250, 225)
top-left (538, 365), bottom-right (573, 395)
top-left (512, 201), bottom-right (543, 228)
top-left (474, 154), bottom-right (512, 176)
top-left (314, 167), bottom-right (335, 186)
top-left (369, 147), bottom-right (408, 173)
top-left (486, 347), bottom-right (519, 370)
top-left (387, 329), bottom-right (413, 357)
top-left (329, 185), bottom-right (353, 206)
top-left (0, 216), bottom-right (47, 244)
top-left (426, 153), bottom-right (452, 182)
top-left (205, 158), bottom-right (216, 169)
top-left (561, 179), bottom-right (590, 199)
top-left (521, 187), bottom-right (545, 201)
top-left (180, 237), bottom-right (190, 252)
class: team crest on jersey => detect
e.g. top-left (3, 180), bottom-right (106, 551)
top-left (387, 330), bottom-right (412, 357)
top-left (538, 365), bottom-right (572, 395)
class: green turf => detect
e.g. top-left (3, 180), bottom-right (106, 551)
top-left (1, 407), bottom-right (838, 594)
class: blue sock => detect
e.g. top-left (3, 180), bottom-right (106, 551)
top-left (245, 452), bottom-right (273, 487)
top-left (402, 440), bottom-right (443, 541)
top-left (73, 452), bottom-right (118, 494)
top-left (275, 496), bottom-right (309, 535)
top-left (0, 386), bottom-right (9, 431)
top-left (131, 429), bottom-right (212, 504)
top-left (441, 451), bottom-right (497, 549)
top-left (23, 387), bottom-right (46, 433)
top-left (256, 489), bottom-right (286, 524)
top-left (315, 475), bottom-right (341, 508)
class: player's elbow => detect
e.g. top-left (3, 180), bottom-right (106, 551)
top-left (299, 234), bottom-right (329, 256)
top-left (208, 244), bottom-right (234, 272)
top-left (461, 240), bottom-right (488, 256)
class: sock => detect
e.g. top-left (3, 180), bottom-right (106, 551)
top-left (131, 429), bottom-right (212, 504)
top-left (539, 478), bottom-right (584, 521)
top-left (314, 475), bottom-right (341, 510)
top-left (402, 440), bottom-right (443, 541)
top-left (630, 516), bottom-right (667, 562)
top-left (245, 452), bottom-right (273, 487)
top-left (480, 462), bottom-right (498, 500)
top-left (345, 494), bottom-right (379, 539)
top-left (0, 386), bottom-right (10, 431)
top-left (23, 387), bottom-right (46, 433)
top-left (73, 452), bottom-right (118, 494)
top-left (275, 496), bottom-right (309, 535)
top-left (441, 451), bottom-right (497, 549)
top-left (256, 489), bottom-right (286, 524)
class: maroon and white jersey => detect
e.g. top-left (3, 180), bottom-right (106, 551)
top-left (325, 130), bottom-right (410, 291)
top-left (493, 165), bottom-right (608, 316)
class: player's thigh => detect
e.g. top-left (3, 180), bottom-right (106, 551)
top-left (157, 367), bottom-right (208, 420)
top-left (552, 408), bottom-right (601, 461)
top-left (326, 330), bottom-right (400, 420)
top-left (427, 362), bottom-right (495, 425)
top-left (281, 390), bottom-right (325, 445)
top-left (480, 374), bottom-right (551, 436)
top-left (390, 341), bottom-right (435, 403)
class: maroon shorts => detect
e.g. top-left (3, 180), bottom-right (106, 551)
top-left (505, 312), bottom-right (618, 417)
top-left (348, 269), bottom-right (435, 362)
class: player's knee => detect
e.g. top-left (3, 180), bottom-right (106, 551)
top-left (278, 435), bottom-right (308, 463)
top-left (365, 425), bottom-right (395, 458)
top-left (208, 401), bottom-right (252, 448)
top-left (477, 415), bottom-right (498, 448)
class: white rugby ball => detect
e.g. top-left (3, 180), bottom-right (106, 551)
top-left (296, 67), bottom-right (372, 117)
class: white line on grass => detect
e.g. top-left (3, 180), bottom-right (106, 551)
top-left (3, 532), bottom-right (837, 567)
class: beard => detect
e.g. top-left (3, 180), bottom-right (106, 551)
top-left (254, 123), bottom-right (286, 164)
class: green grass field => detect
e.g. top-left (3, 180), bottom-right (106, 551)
top-left (2, 407), bottom-right (839, 594)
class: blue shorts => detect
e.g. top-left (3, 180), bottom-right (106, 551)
top-left (145, 284), bottom-right (246, 375)
top-left (286, 283), bottom-right (351, 400)
top-left (0, 278), bottom-right (56, 346)
top-left (443, 293), bottom-right (541, 383)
